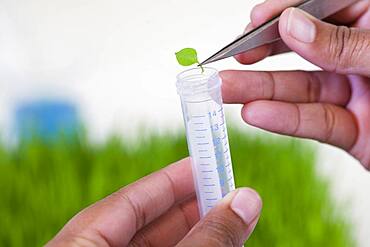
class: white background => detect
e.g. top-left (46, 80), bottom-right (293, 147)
top-left (0, 0), bottom-right (369, 245)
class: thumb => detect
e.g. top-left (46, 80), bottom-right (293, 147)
top-left (279, 7), bottom-right (370, 77)
top-left (177, 188), bottom-right (262, 247)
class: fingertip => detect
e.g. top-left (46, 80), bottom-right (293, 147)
top-left (241, 102), bottom-right (262, 126)
top-left (230, 188), bottom-right (262, 225)
top-left (178, 188), bottom-right (261, 246)
top-left (219, 70), bottom-right (236, 89)
top-left (242, 101), bottom-right (289, 132)
top-left (245, 215), bottom-right (260, 240)
top-left (220, 70), bottom-right (240, 103)
top-left (251, 3), bottom-right (268, 27)
top-left (243, 23), bottom-right (254, 34)
top-left (234, 45), bottom-right (272, 65)
top-left (234, 53), bottom-right (249, 64)
top-left (236, 18), bottom-right (273, 64)
top-left (278, 7), bottom-right (294, 38)
top-left (278, 7), bottom-right (319, 53)
top-left (219, 70), bottom-right (233, 81)
top-left (221, 187), bottom-right (260, 204)
top-left (236, 188), bottom-right (262, 207)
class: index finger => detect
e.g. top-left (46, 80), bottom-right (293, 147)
top-left (236, 0), bottom-right (368, 64)
top-left (48, 158), bottom-right (194, 247)
top-left (235, 0), bottom-right (300, 65)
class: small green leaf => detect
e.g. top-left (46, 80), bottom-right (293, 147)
top-left (175, 48), bottom-right (199, 66)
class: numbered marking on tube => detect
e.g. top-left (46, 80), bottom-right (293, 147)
top-left (187, 105), bottom-right (235, 215)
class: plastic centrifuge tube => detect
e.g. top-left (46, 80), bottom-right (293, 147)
top-left (176, 67), bottom-right (235, 217)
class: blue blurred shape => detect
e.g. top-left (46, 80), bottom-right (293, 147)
top-left (15, 100), bottom-right (80, 141)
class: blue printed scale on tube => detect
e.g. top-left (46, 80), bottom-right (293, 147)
top-left (176, 67), bottom-right (235, 217)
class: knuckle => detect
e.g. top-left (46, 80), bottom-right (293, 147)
top-left (264, 72), bottom-right (276, 100)
top-left (306, 72), bottom-right (321, 102)
top-left (328, 26), bottom-right (362, 72)
top-left (198, 214), bottom-right (242, 247)
top-left (116, 192), bottom-right (147, 230)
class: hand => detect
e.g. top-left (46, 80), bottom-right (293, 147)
top-left (221, 0), bottom-right (370, 169)
top-left (46, 158), bottom-right (262, 247)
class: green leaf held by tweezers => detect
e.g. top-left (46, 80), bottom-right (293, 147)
top-left (175, 48), bottom-right (204, 72)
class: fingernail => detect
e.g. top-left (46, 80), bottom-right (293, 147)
top-left (287, 8), bottom-right (316, 43)
top-left (231, 189), bottom-right (262, 225)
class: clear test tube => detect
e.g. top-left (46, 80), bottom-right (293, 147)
top-left (176, 67), bottom-right (235, 217)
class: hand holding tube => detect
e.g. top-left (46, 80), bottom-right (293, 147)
top-left (46, 158), bottom-right (261, 247)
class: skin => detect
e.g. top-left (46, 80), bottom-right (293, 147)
top-left (48, 1), bottom-right (370, 246)
top-left (222, 0), bottom-right (370, 169)
top-left (46, 158), bottom-right (262, 247)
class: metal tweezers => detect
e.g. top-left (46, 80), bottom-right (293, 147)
top-left (199, 0), bottom-right (360, 66)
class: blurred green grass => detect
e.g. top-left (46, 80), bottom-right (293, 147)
top-left (0, 128), bottom-right (355, 246)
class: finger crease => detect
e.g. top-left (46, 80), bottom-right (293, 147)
top-left (120, 192), bottom-right (146, 231)
top-left (292, 104), bottom-right (301, 136)
top-left (266, 72), bottom-right (276, 100)
top-left (323, 104), bottom-right (336, 143)
top-left (349, 29), bottom-right (360, 65)
top-left (91, 229), bottom-right (113, 247)
top-left (162, 169), bottom-right (177, 204)
top-left (338, 27), bottom-right (347, 66)
top-left (178, 202), bottom-right (192, 232)
top-left (308, 72), bottom-right (322, 102)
